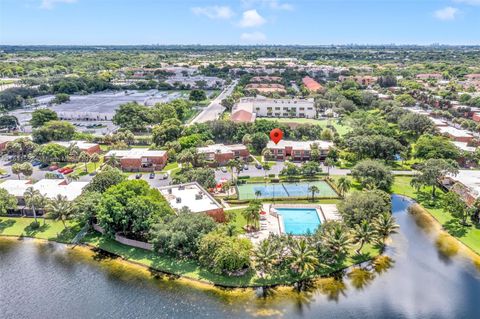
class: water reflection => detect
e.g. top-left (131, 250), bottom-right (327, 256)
top-left (1, 195), bottom-right (480, 319)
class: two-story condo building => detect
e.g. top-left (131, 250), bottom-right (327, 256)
top-left (266, 140), bottom-right (333, 161)
top-left (197, 144), bottom-right (250, 165)
top-left (105, 148), bottom-right (168, 171)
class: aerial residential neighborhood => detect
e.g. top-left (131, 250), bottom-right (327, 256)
top-left (1, 1), bottom-right (480, 319)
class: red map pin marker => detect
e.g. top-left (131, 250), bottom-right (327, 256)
top-left (270, 128), bottom-right (283, 144)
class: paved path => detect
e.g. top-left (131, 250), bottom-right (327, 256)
top-left (189, 80), bottom-right (238, 124)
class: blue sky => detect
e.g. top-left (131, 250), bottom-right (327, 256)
top-left (1, 0), bottom-right (479, 45)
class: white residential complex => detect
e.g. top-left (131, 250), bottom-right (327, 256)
top-left (231, 96), bottom-right (316, 122)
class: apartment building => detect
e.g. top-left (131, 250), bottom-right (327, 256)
top-left (197, 144), bottom-right (250, 165)
top-left (266, 140), bottom-right (333, 161)
top-left (105, 148), bottom-right (168, 171)
top-left (232, 96), bottom-right (316, 122)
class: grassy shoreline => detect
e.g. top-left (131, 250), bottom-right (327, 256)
top-left (392, 176), bottom-right (480, 256)
top-left (0, 216), bottom-right (381, 288)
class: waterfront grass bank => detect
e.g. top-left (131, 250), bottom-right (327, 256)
top-left (392, 176), bottom-right (480, 256)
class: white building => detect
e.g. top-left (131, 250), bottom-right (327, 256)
top-left (232, 96), bottom-right (316, 122)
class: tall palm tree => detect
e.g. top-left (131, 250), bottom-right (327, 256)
top-left (373, 213), bottom-right (399, 248)
top-left (47, 194), bottom-right (74, 229)
top-left (23, 187), bottom-right (44, 224)
top-left (322, 223), bottom-right (352, 263)
top-left (324, 157), bottom-right (335, 175)
top-left (105, 154), bottom-right (120, 168)
top-left (352, 220), bottom-right (375, 254)
top-left (242, 200), bottom-right (261, 229)
top-left (255, 190), bottom-right (262, 199)
top-left (226, 159), bottom-right (239, 185)
top-left (78, 151), bottom-right (91, 173)
top-left (254, 240), bottom-right (279, 279)
top-left (90, 153), bottom-right (100, 172)
top-left (308, 185), bottom-right (319, 202)
top-left (288, 239), bottom-right (319, 290)
top-left (336, 176), bottom-right (351, 197)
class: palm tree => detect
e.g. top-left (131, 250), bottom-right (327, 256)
top-left (336, 176), bottom-right (351, 197)
top-left (90, 153), bottom-right (100, 172)
top-left (66, 173), bottom-right (80, 183)
top-left (254, 240), bottom-right (279, 279)
top-left (322, 223), bottom-right (352, 263)
top-left (308, 185), bottom-right (319, 202)
top-left (324, 157), bottom-right (335, 175)
top-left (105, 154), bottom-right (120, 168)
top-left (255, 190), bottom-right (262, 199)
top-left (352, 220), bottom-right (375, 254)
top-left (288, 239), bottom-right (319, 290)
top-left (12, 163), bottom-right (22, 179)
top-left (410, 175), bottom-right (422, 193)
top-left (23, 187), bottom-right (44, 224)
top-left (78, 151), bottom-right (91, 173)
top-left (68, 143), bottom-right (81, 163)
top-left (242, 200), bottom-right (261, 230)
top-left (226, 159), bottom-right (239, 185)
top-left (373, 213), bottom-right (399, 248)
top-left (225, 223), bottom-right (237, 237)
top-left (47, 194), bottom-right (74, 229)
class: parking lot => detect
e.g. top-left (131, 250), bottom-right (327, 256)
top-left (214, 162), bottom-right (292, 181)
top-left (127, 172), bottom-right (172, 188)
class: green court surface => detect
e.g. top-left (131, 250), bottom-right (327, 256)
top-left (237, 181), bottom-right (338, 200)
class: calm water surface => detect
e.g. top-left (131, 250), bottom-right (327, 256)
top-left (1, 195), bottom-right (480, 318)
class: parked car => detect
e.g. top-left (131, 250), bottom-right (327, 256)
top-left (220, 167), bottom-right (227, 173)
top-left (160, 173), bottom-right (168, 180)
top-left (135, 173), bottom-right (142, 179)
top-left (0, 174), bottom-right (11, 179)
top-left (255, 163), bottom-right (263, 169)
top-left (243, 164), bottom-right (249, 170)
top-left (39, 163), bottom-right (49, 169)
top-left (62, 168), bottom-right (73, 175)
top-left (31, 160), bottom-right (42, 166)
top-left (48, 165), bottom-right (58, 171)
top-left (149, 173), bottom-right (155, 179)
top-left (58, 167), bottom-right (67, 173)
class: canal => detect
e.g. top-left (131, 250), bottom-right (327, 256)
top-left (1, 195), bottom-right (479, 318)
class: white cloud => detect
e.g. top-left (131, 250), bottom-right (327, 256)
top-left (453, 0), bottom-right (480, 5)
top-left (240, 31), bottom-right (267, 42)
top-left (40, 0), bottom-right (77, 9)
top-left (433, 7), bottom-right (459, 21)
top-left (242, 0), bottom-right (293, 11)
top-left (239, 9), bottom-right (266, 27)
top-left (191, 6), bottom-right (234, 20)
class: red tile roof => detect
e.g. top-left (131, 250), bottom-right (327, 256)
top-left (302, 76), bottom-right (323, 92)
top-left (231, 110), bottom-right (254, 123)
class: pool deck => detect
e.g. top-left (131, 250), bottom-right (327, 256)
top-left (243, 203), bottom-right (341, 244)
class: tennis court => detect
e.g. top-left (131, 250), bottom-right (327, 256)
top-left (237, 181), bottom-right (338, 200)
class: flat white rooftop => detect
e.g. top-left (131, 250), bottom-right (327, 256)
top-left (448, 170), bottom-right (480, 197)
top-left (453, 141), bottom-right (476, 153)
top-left (0, 179), bottom-right (88, 201)
top-left (53, 140), bottom-right (99, 149)
top-left (105, 148), bottom-right (166, 159)
top-left (159, 182), bottom-right (222, 213)
top-left (438, 126), bottom-right (473, 138)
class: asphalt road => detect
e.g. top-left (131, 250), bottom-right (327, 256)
top-left (189, 80), bottom-right (238, 124)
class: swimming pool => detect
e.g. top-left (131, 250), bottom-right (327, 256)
top-left (237, 181), bottom-right (338, 200)
top-left (276, 207), bottom-right (322, 235)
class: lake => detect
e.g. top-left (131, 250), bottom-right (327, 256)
top-left (1, 195), bottom-right (479, 318)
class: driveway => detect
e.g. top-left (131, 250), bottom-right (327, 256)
top-left (189, 80), bottom-right (238, 124)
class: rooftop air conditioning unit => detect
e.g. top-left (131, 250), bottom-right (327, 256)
top-left (176, 197), bottom-right (182, 203)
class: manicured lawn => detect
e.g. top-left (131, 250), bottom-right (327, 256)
top-left (224, 208), bottom-right (247, 233)
top-left (0, 217), bottom-right (81, 243)
top-left (392, 176), bottom-right (480, 255)
top-left (82, 231), bottom-right (381, 287)
top-left (162, 162), bottom-right (179, 172)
